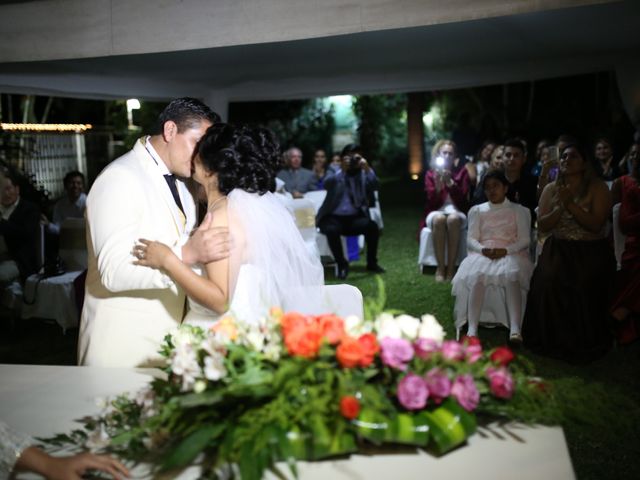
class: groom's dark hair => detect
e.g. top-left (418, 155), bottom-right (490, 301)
top-left (156, 97), bottom-right (220, 134)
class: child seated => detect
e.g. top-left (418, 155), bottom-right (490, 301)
top-left (451, 170), bottom-right (534, 343)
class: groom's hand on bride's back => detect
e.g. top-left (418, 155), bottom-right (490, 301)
top-left (182, 212), bottom-right (230, 265)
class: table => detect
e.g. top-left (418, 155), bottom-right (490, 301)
top-left (0, 364), bottom-right (575, 480)
top-left (21, 271), bottom-right (83, 332)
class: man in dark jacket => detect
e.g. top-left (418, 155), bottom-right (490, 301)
top-left (317, 144), bottom-right (384, 279)
top-left (0, 172), bottom-right (40, 284)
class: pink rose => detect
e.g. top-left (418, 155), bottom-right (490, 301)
top-left (423, 368), bottom-right (451, 404)
top-left (441, 340), bottom-right (465, 361)
top-left (487, 367), bottom-right (515, 399)
top-left (414, 338), bottom-right (439, 359)
top-left (380, 337), bottom-right (414, 370)
top-left (465, 343), bottom-right (483, 364)
top-left (397, 373), bottom-right (429, 410)
top-left (451, 374), bottom-right (480, 412)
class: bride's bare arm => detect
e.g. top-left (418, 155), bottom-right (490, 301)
top-left (134, 239), bottom-right (228, 313)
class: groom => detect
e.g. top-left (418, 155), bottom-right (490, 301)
top-left (78, 98), bottom-right (228, 367)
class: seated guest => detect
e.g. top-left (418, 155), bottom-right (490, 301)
top-left (276, 146), bottom-right (317, 198)
top-left (317, 144), bottom-right (384, 279)
top-left (467, 140), bottom-right (496, 188)
top-left (523, 142), bottom-right (615, 362)
top-left (328, 153), bottom-right (342, 175)
top-left (421, 140), bottom-right (470, 282)
top-left (593, 136), bottom-right (620, 183)
top-left (42, 170), bottom-right (86, 235)
top-left (473, 138), bottom-right (537, 225)
top-left (311, 148), bottom-right (329, 189)
top-left (452, 170), bottom-right (533, 344)
top-left (0, 172), bottom-right (41, 284)
top-left (610, 141), bottom-right (640, 344)
top-left (489, 144), bottom-right (504, 170)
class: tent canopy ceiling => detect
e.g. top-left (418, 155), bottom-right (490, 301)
top-left (0, 0), bottom-right (638, 104)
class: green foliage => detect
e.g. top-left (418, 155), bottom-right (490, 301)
top-left (352, 94), bottom-right (408, 175)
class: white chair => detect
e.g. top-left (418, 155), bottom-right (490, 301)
top-left (283, 284), bottom-right (364, 320)
top-left (291, 198), bottom-right (319, 259)
top-left (453, 286), bottom-right (528, 340)
top-left (369, 190), bottom-right (384, 230)
top-left (612, 203), bottom-right (626, 270)
top-left (418, 217), bottom-right (467, 270)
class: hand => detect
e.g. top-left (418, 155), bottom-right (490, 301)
top-left (17, 448), bottom-right (129, 480)
top-left (481, 248), bottom-right (507, 260)
top-left (182, 213), bottom-right (230, 265)
top-left (292, 191), bottom-right (304, 199)
top-left (441, 170), bottom-right (453, 186)
top-left (358, 157), bottom-right (371, 173)
top-left (133, 239), bottom-right (173, 269)
top-left (40, 214), bottom-right (50, 226)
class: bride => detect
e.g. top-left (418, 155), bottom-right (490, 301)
top-left (134, 123), bottom-right (324, 327)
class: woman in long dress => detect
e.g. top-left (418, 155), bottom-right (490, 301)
top-left (134, 124), bottom-right (324, 327)
top-left (451, 170), bottom-right (533, 343)
top-left (523, 142), bottom-right (615, 362)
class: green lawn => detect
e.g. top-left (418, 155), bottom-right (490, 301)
top-left (325, 177), bottom-right (640, 480)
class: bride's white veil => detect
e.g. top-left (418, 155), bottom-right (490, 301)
top-left (226, 189), bottom-right (324, 321)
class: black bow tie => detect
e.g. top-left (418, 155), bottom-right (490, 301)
top-left (163, 174), bottom-right (185, 215)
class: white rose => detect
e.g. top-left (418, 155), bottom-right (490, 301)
top-left (203, 354), bottom-right (227, 381)
top-left (375, 313), bottom-right (402, 340)
top-left (396, 314), bottom-right (421, 340)
top-left (245, 329), bottom-right (266, 351)
top-left (418, 314), bottom-right (445, 343)
top-left (344, 315), bottom-right (364, 336)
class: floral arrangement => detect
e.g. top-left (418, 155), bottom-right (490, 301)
top-left (45, 307), bottom-right (558, 480)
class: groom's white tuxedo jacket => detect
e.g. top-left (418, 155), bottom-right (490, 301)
top-left (78, 138), bottom-right (196, 367)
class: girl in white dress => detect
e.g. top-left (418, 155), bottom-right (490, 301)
top-left (134, 124), bottom-right (324, 327)
top-left (451, 169), bottom-right (533, 343)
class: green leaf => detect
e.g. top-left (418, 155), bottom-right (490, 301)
top-left (423, 399), bottom-right (476, 455)
top-left (161, 424), bottom-right (225, 470)
top-left (177, 390), bottom-right (224, 408)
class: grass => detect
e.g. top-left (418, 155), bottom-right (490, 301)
top-left (324, 177), bottom-right (640, 480)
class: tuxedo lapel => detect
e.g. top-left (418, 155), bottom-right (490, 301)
top-left (134, 139), bottom-right (186, 236)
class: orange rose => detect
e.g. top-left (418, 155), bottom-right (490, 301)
top-left (284, 322), bottom-right (323, 358)
top-left (340, 395), bottom-right (361, 419)
top-left (269, 306), bottom-right (284, 321)
top-left (211, 316), bottom-right (238, 341)
top-left (280, 311), bottom-right (309, 337)
top-left (357, 333), bottom-right (379, 367)
top-left (318, 314), bottom-right (346, 345)
top-left (336, 336), bottom-right (364, 368)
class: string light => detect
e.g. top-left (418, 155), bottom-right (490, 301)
top-left (0, 123), bottom-right (92, 132)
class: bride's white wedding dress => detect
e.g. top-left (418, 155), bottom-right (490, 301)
top-left (183, 189), bottom-right (324, 328)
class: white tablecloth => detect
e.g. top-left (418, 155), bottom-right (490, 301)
top-left (21, 271), bottom-right (83, 331)
top-left (0, 364), bottom-right (575, 480)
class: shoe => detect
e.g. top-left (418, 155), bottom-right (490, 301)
top-left (366, 264), bottom-right (386, 274)
top-left (435, 272), bottom-right (445, 283)
top-left (336, 264), bottom-right (349, 280)
top-left (509, 333), bottom-right (523, 346)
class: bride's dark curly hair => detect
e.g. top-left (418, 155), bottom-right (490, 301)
top-left (197, 123), bottom-right (280, 195)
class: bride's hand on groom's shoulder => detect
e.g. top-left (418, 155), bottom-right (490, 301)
top-left (182, 212), bottom-right (230, 266)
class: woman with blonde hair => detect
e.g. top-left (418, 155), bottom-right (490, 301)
top-left (420, 139), bottom-right (470, 281)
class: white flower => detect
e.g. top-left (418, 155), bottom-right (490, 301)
top-left (396, 314), bottom-right (421, 340)
top-left (171, 344), bottom-right (201, 391)
top-left (193, 380), bottom-right (207, 394)
top-left (344, 315), bottom-right (363, 336)
top-left (172, 327), bottom-right (198, 348)
top-left (263, 341), bottom-right (281, 362)
top-left (204, 354), bottom-right (227, 381)
top-left (418, 314), bottom-right (445, 343)
top-left (245, 329), bottom-right (266, 352)
top-left (85, 423), bottom-right (110, 451)
top-left (375, 312), bottom-right (402, 340)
